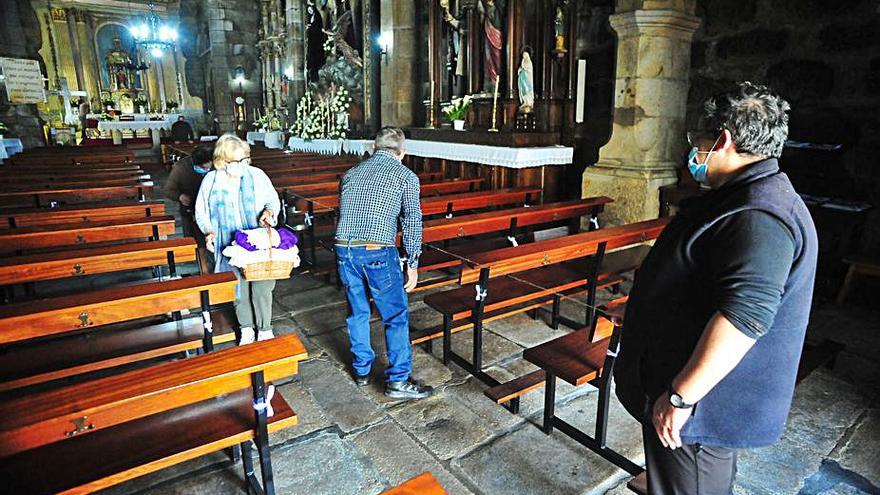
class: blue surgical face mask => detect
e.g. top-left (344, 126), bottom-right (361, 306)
top-left (192, 164), bottom-right (209, 175)
top-left (687, 134), bottom-right (722, 185)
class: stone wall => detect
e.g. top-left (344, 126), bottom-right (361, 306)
top-left (688, 0), bottom-right (880, 254)
top-left (0, 0), bottom-right (46, 149)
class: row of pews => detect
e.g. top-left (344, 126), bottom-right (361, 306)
top-left (0, 144), bottom-right (310, 494)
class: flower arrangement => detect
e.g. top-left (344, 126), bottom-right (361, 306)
top-left (290, 84), bottom-right (352, 140)
top-left (101, 98), bottom-right (116, 109)
top-left (253, 115), bottom-right (269, 131)
top-left (442, 95), bottom-right (473, 122)
top-left (98, 111), bottom-right (115, 121)
top-left (133, 96), bottom-right (149, 111)
top-left (165, 100), bottom-right (179, 110)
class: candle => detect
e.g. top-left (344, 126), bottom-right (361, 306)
top-left (489, 75), bottom-right (500, 132)
top-left (430, 80), bottom-right (435, 128)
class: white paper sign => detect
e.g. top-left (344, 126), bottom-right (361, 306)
top-left (0, 57), bottom-right (47, 104)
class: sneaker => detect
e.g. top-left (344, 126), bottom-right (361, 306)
top-left (353, 372), bottom-right (372, 387)
top-left (385, 378), bottom-right (433, 400)
top-left (257, 329), bottom-right (275, 341)
top-left (239, 327), bottom-right (255, 345)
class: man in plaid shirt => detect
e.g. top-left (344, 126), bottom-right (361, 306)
top-left (335, 127), bottom-right (433, 400)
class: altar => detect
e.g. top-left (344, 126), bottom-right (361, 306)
top-left (247, 131), bottom-right (286, 149)
top-left (97, 119), bottom-right (173, 148)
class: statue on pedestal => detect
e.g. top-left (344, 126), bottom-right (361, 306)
top-left (477, 0), bottom-right (505, 94)
top-left (105, 37), bottom-right (133, 91)
top-left (517, 51), bottom-right (534, 114)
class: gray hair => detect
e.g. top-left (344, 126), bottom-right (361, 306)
top-left (697, 81), bottom-right (791, 159)
top-left (374, 126), bottom-right (406, 154)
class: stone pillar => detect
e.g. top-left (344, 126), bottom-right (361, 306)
top-left (273, 43), bottom-right (283, 109)
top-left (581, 3), bottom-right (700, 226)
top-left (85, 13), bottom-right (103, 97)
top-left (285, 0), bottom-right (306, 108)
top-left (379, 0), bottom-right (416, 127)
top-left (65, 8), bottom-right (86, 92)
top-left (155, 57), bottom-right (167, 110)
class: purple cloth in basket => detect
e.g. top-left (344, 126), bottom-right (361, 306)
top-left (234, 227), bottom-right (298, 251)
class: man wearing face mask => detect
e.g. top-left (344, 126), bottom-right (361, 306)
top-left (614, 82), bottom-right (818, 494)
top-left (166, 144), bottom-right (214, 273)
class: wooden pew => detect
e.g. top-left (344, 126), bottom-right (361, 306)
top-left (0, 238), bottom-right (198, 286)
top-left (422, 218), bottom-right (669, 404)
top-left (382, 472), bottom-right (448, 495)
top-left (523, 297), bottom-right (643, 475)
top-left (412, 198), bottom-right (613, 291)
top-left (0, 176), bottom-right (152, 189)
top-left (4, 163), bottom-right (142, 173)
top-left (282, 177), bottom-right (479, 200)
top-left (2, 200), bottom-right (165, 228)
top-left (0, 335), bottom-right (308, 495)
top-left (0, 182), bottom-right (153, 208)
top-left (0, 272), bottom-right (238, 392)
top-left (0, 215), bottom-right (175, 255)
top-left (0, 168), bottom-right (146, 181)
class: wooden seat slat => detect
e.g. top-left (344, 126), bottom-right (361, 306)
top-left (0, 335), bottom-right (307, 458)
top-left (0, 182), bottom-right (153, 208)
top-left (524, 328), bottom-right (609, 386)
top-left (0, 272), bottom-right (237, 345)
top-left (0, 238), bottom-right (197, 285)
top-left (2, 200), bottom-right (165, 227)
top-left (459, 218), bottom-right (668, 284)
top-left (484, 370), bottom-right (547, 404)
top-left (425, 245), bottom-right (650, 320)
top-left (0, 388), bottom-right (296, 494)
top-left (382, 472), bottom-right (448, 495)
top-left (0, 308), bottom-right (237, 393)
top-left (0, 169), bottom-right (146, 180)
top-left (0, 176), bottom-right (151, 190)
top-left (0, 215), bottom-right (176, 253)
top-left (296, 187), bottom-right (542, 214)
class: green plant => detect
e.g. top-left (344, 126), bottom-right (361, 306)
top-left (0, 122), bottom-right (7, 134)
top-left (165, 100), bottom-right (179, 110)
top-left (101, 98), bottom-right (116, 109)
top-left (442, 95), bottom-right (473, 121)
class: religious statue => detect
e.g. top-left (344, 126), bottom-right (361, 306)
top-left (440, 0), bottom-right (466, 79)
top-left (105, 37), bottom-right (132, 91)
top-left (322, 10), bottom-right (363, 68)
top-left (306, 2), bottom-right (327, 82)
top-left (554, 5), bottom-right (567, 55)
top-left (517, 51), bottom-right (534, 114)
top-left (477, 0), bottom-right (506, 93)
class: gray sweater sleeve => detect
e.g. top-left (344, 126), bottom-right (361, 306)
top-left (708, 209), bottom-right (796, 339)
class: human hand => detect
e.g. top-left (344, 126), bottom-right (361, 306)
top-left (404, 266), bottom-right (418, 293)
top-left (260, 209), bottom-right (275, 227)
top-left (205, 233), bottom-right (216, 253)
top-left (652, 392), bottom-right (691, 450)
top-left (179, 193), bottom-right (192, 206)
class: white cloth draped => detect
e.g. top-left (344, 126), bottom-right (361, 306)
top-left (285, 137), bottom-right (572, 169)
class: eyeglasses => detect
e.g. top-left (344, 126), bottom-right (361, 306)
top-left (686, 130), bottom-right (723, 150)
top-left (226, 157), bottom-right (251, 167)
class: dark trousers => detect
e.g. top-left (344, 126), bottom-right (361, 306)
top-left (643, 424), bottom-right (737, 495)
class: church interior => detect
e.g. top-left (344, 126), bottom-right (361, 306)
top-left (0, 0), bottom-right (878, 494)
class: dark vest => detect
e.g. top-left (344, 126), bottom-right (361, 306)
top-left (614, 159), bottom-right (818, 448)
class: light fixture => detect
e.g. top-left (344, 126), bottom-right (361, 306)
top-left (130, 2), bottom-right (178, 58)
top-left (378, 31), bottom-right (392, 63)
top-left (234, 66), bottom-right (246, 83)
top-left (284, 66), bottom-right (294, 79)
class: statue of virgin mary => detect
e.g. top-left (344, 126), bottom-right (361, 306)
top-left (517, 51), bottom-right (534, 114)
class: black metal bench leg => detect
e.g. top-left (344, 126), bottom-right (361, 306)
top-left (543, 372), bottom-right (556, 434)
top-left (551, 295), bottom-right (561, 330)
top-left (442, 314), bottom-right (452, 365)
top-left (251, 372), bottom-right (275, 495)
top-left (240, 441), bottom-right (259, 495)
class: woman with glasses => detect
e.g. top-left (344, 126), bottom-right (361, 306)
top-left (194, 134), bottom-right (281, 344)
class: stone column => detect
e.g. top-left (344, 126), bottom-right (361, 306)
top-left (155, 57), bottom-right (167, 110)
top-left (65, 8), bottom-right (86, 92)
top-left (85, 13), bottom-right (103, 96)
top-left (285, 0), bottom-right (306, 108)
top-left (379, 0), bottom-right (416, 127)
top-left (273, 42), bottom-right (283, 109)
top-left (581, 3), bottom-right (700, 226)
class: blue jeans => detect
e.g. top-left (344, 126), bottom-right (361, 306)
top-left (336, 245), bottom-right (412, 382)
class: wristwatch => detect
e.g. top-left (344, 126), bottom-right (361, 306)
top-left (668, 389), bottom-right (695, 409)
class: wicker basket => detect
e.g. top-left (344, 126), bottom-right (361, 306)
top-left (240, 227), bottom-right (295, 281)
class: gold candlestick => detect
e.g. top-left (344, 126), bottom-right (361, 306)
top-left (428, 80), bottom-right (435, 129)
top-left (489, 75), bottom-right (500, 132)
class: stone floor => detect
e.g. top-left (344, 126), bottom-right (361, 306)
top-left (104, 161), bottom-right (878, 495)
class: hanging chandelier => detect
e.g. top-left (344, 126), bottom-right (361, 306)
top-left (129, 1), bottom-right (178, 58)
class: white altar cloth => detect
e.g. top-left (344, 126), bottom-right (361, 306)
top-left (97, 120), bottom-right (173, 132)
top-left (285, 138), bottom-right (572, 168)
top-left (247, 131), bottom-right (285, 149)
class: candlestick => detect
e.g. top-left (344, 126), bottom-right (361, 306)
top-left (489, 75), bottom-right (500, 133)
top-left (428, 80), bottom-right (435, 129)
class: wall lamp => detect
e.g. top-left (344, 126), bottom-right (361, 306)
top-left (378, 31), bottom-right (393, 64)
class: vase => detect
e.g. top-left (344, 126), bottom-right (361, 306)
top-left (453, 119), bottom-right (465, 131)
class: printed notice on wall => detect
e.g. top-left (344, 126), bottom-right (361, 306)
top-left (0, 57), bottom-right (46, 104)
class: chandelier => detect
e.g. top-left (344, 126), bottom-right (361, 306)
top-left (129, 2), bottom-right (178, 58)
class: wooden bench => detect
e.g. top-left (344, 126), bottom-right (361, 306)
top-left (836, 255), bottom-right (880, 304)
top-left (422, 219), bottom-right (668, 406)
top-left (283, 177), bottom-right (480, 202)
top-left (382, 472), bottom-right (448, 495)
top-left (0, 182), bottom-right (153, 208)
top-left (0, 215), bottom-right (175, 255)
top-left (2, 199), bottom-right (166, 228)
top-left (0, 272), bottom-right (238, 392)
top-left (412, 198), bottom-right (613, 291)
top-left (0, 237), bottom-right (198, 286)
top-left (5, 163), bottom-right (143, 174)
top-left (1, 168), bottom-right (146, 181)
top-left (0, 175), bottom-right (152, 190)
top-left (0, 335), bottom-right (307, 495)
top-left (524, 297), bottom-right (643, 475)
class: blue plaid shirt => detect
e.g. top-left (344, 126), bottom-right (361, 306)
top-left (335, 150), bottom-right (422, 268)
